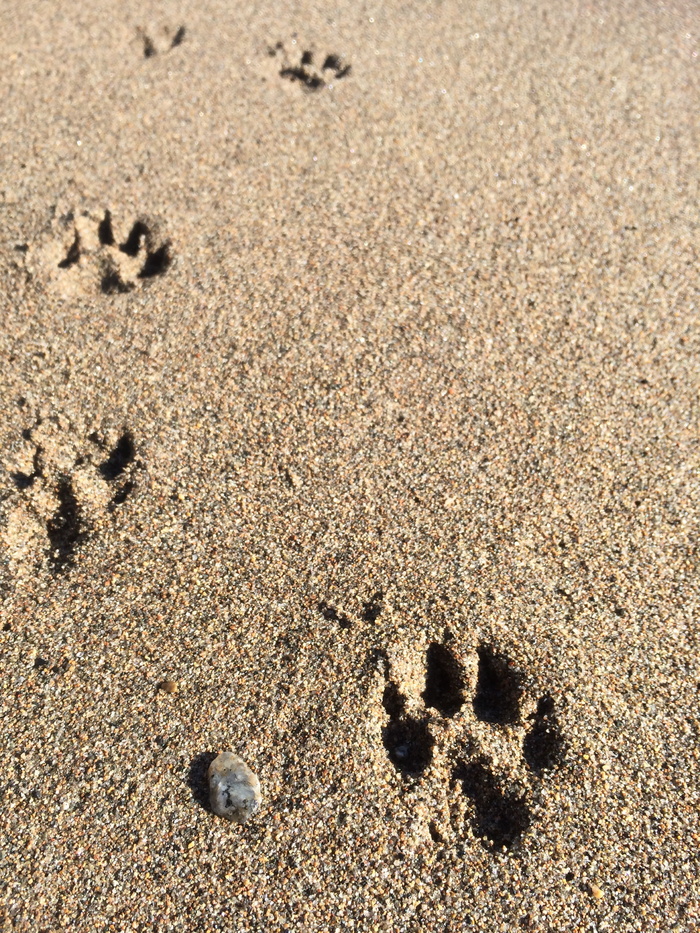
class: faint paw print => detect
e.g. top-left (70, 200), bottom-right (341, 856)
top-left (268, 40), bottom-right (351, 91)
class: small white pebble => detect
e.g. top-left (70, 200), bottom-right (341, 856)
top-left (207, 752), bottom-right (262, 824)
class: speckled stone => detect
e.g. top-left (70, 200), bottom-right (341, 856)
top-left (207, 752), bottom-right (262, 824)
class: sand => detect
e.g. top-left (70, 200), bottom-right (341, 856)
top-left (0, 0), bottom-right (698, 929)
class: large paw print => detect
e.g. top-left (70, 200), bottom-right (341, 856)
top-left (267, 40), bottom-right (351, 91)
top-left (379, 640), bottom-right (566, 853)
top-left (1, 416), bottom-right (141, 576)
top-left (24, 208), bottom-right (172, 298)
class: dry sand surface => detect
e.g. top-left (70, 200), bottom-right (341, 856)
top-left (0, 0), bottom-right (698, 929)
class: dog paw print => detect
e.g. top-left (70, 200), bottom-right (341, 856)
top-left (24, 208), bottom-right (172, 298)
top-left (268, 40), bottom-right (351, 91)
top-left (378, 640), bottom-right (566, 853)
top-left (138, 24), bottom-right (186, 58)
top-left (1, 417), bottom-right (142, 576)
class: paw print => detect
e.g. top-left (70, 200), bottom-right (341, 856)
top-left (138, 24), bottom-right (186, 59)
top-left (377, 639), bottom-right (566, 853)
top-left (24, 208), bottom-right (172, 298)
top-left (268, 40), bottom-right (351, 91)
top-left (1, 416), bottom-right (142, 576)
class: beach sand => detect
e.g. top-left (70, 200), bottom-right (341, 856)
top-left (0, 0), bottom-right (698, 929)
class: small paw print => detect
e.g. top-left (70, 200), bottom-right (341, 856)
top-left (268, 40), bottom-right (351, 91)
top-left (24, 208), bottom-right (172, 298)
top-left (138, 24), bottom-right (186, 59)
top-left (378, 639), bottom-right (566, 853)
top-left (1, 416), bottom-right (142, 576)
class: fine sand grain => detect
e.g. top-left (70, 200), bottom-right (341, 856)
top-left (0, 0), bottom-right (698, 930)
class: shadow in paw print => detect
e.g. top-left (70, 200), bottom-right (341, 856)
top-left (423, 642), bottom-right (465, 717)
top-left (120, 221), bottom-right (150, 257)
top-left (118, 221), bottom-right (173, 278)
top-left (382, 682), bottom-right (433, 776)
top-left (58, 231), bottom-right (81, 269)
top-left (47, 476), bottom-right (87, 572)
top-left (187, 752), bottom-right (218, 812)
top-left (99, 432), bottom-right (135, 480)
top-left (140, 25), bottom-right (185, 58)
top-left (321, 54), bottom-right (351, 78)
top-left (473, 646), bottom-right (523, 724)
top-left (11, 442), bottom-right (43, 490)
top-left (101, 261), bottom-right (135, 295)
top-left (108, 480), bottom-right (135, 511)
top-left (49, 211), bottom-right (172, 294)
top-left (273, 44), bottom-right (351, 92)
top-left (11, 471), bottom-right (35, 490)
top-left (524, 694), bottom-right (566, 772)
top-left (139, 241), bottom-right (172, 278)
top-left (99, 432), bottom-right (138, 508)
top-left (98, 210), bottom-right (115, 246)
top-left (10, 470), bottom-right (40, 489)
top-left (279, 63), bottom-right (324, 90)
top-left (454, 757), bottom-right (531, 851)
top-left (382, 681), bottom-right (405, 718)
top-left (362, 590), bottom-right (383, 623)
top-left (318, 601), bottom-right (352, 630)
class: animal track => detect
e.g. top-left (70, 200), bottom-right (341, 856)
top-left (378, 639), bottom-right (566, 854)
top-left (24, 208), bottom-right (172, 298)
top-left (138, 24), bottom-right (186, 58)
top-left (1, 417), bottom-right (142, 575)
top-left (268, 41), bottom-right (351, 91)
